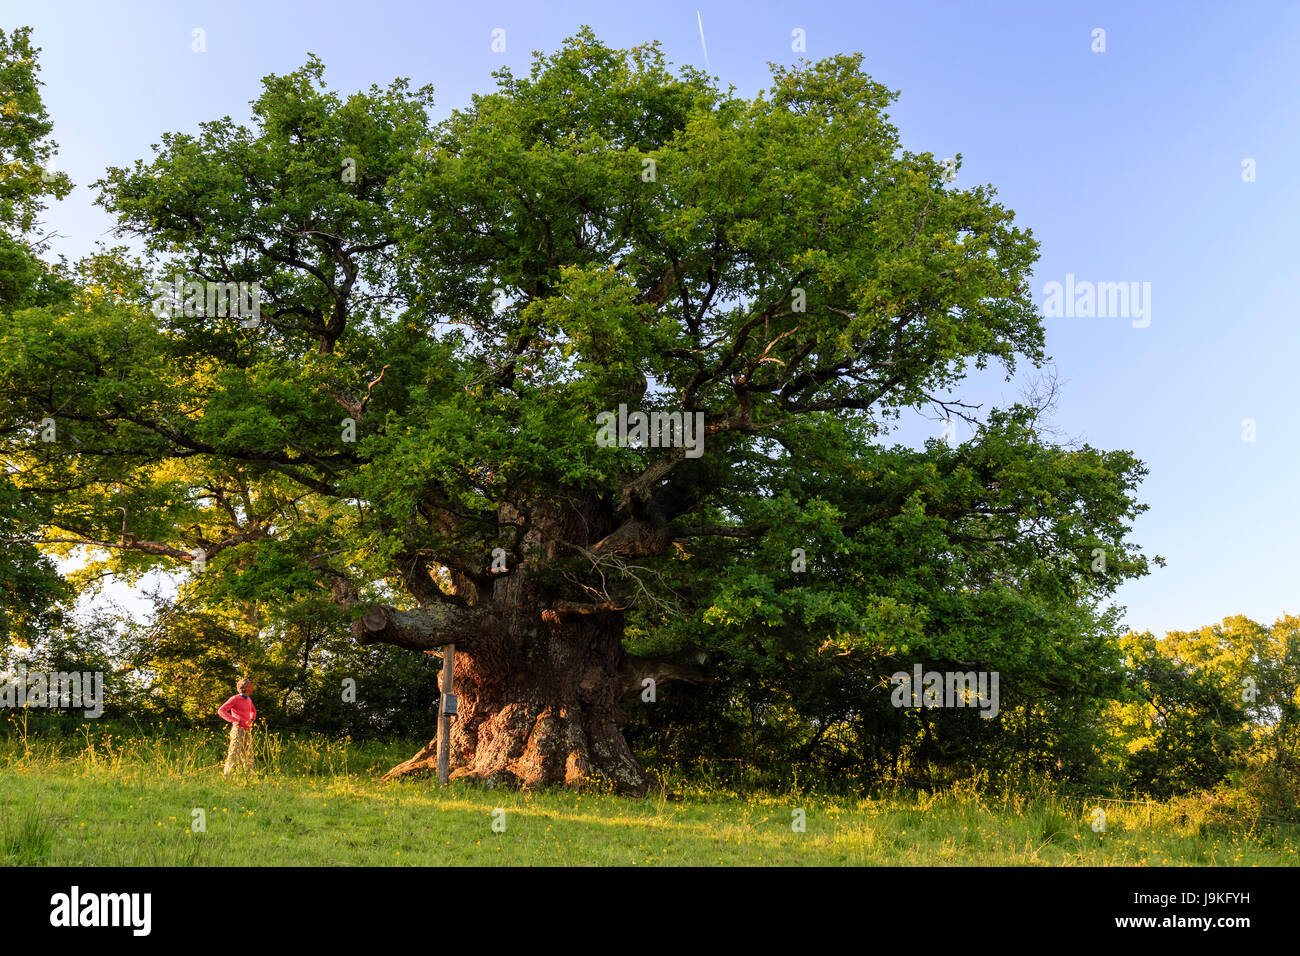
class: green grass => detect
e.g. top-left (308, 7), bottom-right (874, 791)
top-left (0, 725), bottom-right (1295, 866)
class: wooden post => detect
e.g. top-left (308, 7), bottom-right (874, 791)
top-left (436, 643), bottom-right (455, 784)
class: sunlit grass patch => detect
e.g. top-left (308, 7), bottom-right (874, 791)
top-left (0, 727), bottom-right (1294, 866)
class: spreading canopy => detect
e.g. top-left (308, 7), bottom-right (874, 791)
top-left (2, 32), bottom-right (1153, 781)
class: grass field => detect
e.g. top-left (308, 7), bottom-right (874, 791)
top-left (1, 724), bottom-right (1295, 866)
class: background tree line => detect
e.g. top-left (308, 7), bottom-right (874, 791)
top-left (8, 594), bottom-right (1298, 805)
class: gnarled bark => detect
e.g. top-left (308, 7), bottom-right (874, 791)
top-left (381, 608), bottom-right (649, 794)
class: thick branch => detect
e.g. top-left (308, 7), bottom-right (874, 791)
top-left (352, 603), bottom-right (496, 651)
top-left (589, 518), bottom-right (675, 559)
top-left (618, 650), bottom-right (713, 698)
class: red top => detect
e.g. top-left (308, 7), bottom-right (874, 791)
top-left (217, 694), bottom-right (257, 728)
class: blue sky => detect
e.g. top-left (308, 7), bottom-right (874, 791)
top-left (14, 0), bottom-right (1300, 635)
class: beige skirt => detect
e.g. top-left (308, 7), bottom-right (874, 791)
top-left (223, 723), bottom-right (254, 775)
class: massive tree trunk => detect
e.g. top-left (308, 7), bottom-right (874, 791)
top-left (380, 607), bottom-right (647, 793)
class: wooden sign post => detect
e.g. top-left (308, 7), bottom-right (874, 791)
top-left (436, 643), bottom-right (455, 784)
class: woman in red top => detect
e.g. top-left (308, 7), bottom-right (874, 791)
top-left (217, 677), bottom-right (257, 777)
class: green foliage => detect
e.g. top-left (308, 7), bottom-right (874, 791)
top-left (0, 26), bottom-right (73, 313)
top-left (0, 27), bottom-right (76, 640)
top-left (118, 591), bottom-right (442, 737)
top-left (0, 472), bottom-right (71, 642)
top-left (1112, 616), bottom-right (1300, 798)
top-left (0, 26), bottom-right (71, 234)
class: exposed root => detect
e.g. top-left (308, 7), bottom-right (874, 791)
top-left (382, 702), bottom-right (647, 795)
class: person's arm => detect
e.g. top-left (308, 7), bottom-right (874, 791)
top-left (217, 696), bottom-right (236, 723)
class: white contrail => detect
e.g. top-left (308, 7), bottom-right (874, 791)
top-left (697, 11), bottom-right (710, 70)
